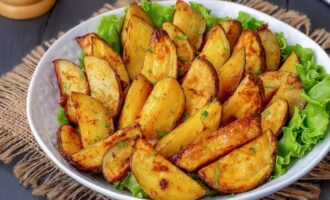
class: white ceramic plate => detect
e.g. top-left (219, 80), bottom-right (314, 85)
top-left (26, 0), bottom-right (330, 199)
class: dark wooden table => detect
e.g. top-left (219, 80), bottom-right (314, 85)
top-left (0, 0), bottom-right (329, 199)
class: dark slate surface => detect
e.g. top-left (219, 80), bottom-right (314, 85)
top-left (0, 0), bottom-right (329, 199)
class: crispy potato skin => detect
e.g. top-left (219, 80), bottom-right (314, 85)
top-left (57, 124), bottom-right (82, 160)
top-left (182, 57), bottom-right (219, 116)
top-left (75, 33), bottom-right (98, 56)
top-left (220, 19), bottom-right (243, 51)
top-left (233, 30), bottom-right (265, 75)
top-left (118, 74), bottom-right (153, 129)
top-left (198, 130), bottom-right (276, 193)
top-left (123, 15), bottom-right (154, 80)
top-left (71, 123), bottom-right (142, 171)
top-left (174, 114), bottom-right (261, 172)
top-left (221, 73), bottom-right (264, 126)
top-left (262, 98), bottom-right (289, 137)
top-left (141, 29), bottom-right (178, 83)
top-left (218, 49), bottom-right (245, 102)
top-left (156, 101), bottom-right (222, 159)
top-left (53, 59), bottom-right (90, 124)
top-left (173, 0), bottom-right (206, 51)
top-left (257, 25), bottom-right (281, 71)
top-left (162, 22), bottom-right (194, 76)
top-left (131, 139), bottom-right (206, 200)
top-left (280, 52), bottom-right (299, 75)
top-left (84, 56), bottom-right (123, 117)
top-left (139, 77), bottom-right (185, 139)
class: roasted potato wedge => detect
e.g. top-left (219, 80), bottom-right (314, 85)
top-left (173, 0), bottom-right (206, 51)
top-left (280, 51), bottom-right (299, 75)
top-left (220, 19), bottom-right (243, 51)
top-left (71, 123), bottom-right (142, 171)
top-left (123, 15), bottom-right (154, 80)
top-left (102, 139), bottom-right (135, 183)
top-left (54, 59), bottom-right (90, 124)
top-left (198, 129), bottom-right (276, 193)
top-left (84, 56), bottom-right (123, 117)
top-left (262, 98), bottom-right (289, 136)
top-left (75, 33), bottom-right (98, 56)
top-left (141, 29), bottom-right (178, 83)
top-left (218, 49), bottom-right (245, 102)
top-left (257, 25), bottom-right (281, 71)
top-left (162, 22), bottom-right (194, 76)
top-left (221, 73), bottom-right (264, 125)
top-left (131, 139), bottom-right (206, 200)
top-left (71, 92), bottom-right (113, 148)
top-left (139, 77), bottom-right (185, 139)
top-left (118, 74), bottom-right (153, 129)
top-left (182, 57), bottom-right (219, 116)
top-left (174, 114), bottom-right (261, 172)
top-left (57, 124), bottom-right (82, 160)
top-left (156, 101), bottom-right (222, 159)
top-left (200, 24), bottom-right (230, 70)
top-left (233, 30), bottom-right (265, 75)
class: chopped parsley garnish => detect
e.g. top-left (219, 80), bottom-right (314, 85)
top-left (176, 34), bottom-right (188, 41)
top-left (255, 68), bottom-right (262, 76)
top-left (156, 130), bottom-right (168, 138)
top-left (118, 141), bottom-right (125, 148)
top-left (57, 107), bottom-right (69, 126)
top-left (201, 110), bottom-right (209, 120)
top-left (263, 110), bottom-right (271, 117)
top-left (229, 193), bottom-right (236, 198)
top-left (152, 151), bottom-right (157, 156)
top-left (215, 167), bottom-right (220, 188)
top-left (250, 147), bottom-right (257, 154)
top-left (146, 47), bottom-right (153, 53)
top-left (105, 121), bottom-right (111, 129)
top-left (63, 82), bottom-right (71, 90)
top-left (183, 112), bottom-right (190, 121)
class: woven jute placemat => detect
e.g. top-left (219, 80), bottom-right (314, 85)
top-left (0, 0), bottom-right (330, 199)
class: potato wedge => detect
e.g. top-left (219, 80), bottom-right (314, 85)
top-left (233, 30), bottom-right (265, 75)
top-left (123, 15), bottom-right (153, 80)
top-left (102, 139), bottom-right (135, 183)
top-left (54, 59), bottom-right (90, 124)
top-left (280, 51), bottom-right (299, 75)
top-left (141, 29), bottom-right (178, 83)
top-left (118, 74), bottom-right (153, 129)
top-left (218, 49), bottom-right (245, 102)
top-left (131, 139), bottom-right (206, 200)
top-left (84, 56), bottom-right (123, 117)
top-left (198, 129), bottom-right (276, 193)
top-left (220, 19), bottom-right (243, 51)
top-left (162, 22), bottom-right (194, 76)
top-left (182, 57), bottom-right (219, 116)
top-left (139, 77), bottom-right (185, 139)
top-left (57, 124), bottom-right (82, 160)
top-left (71, 92), bottom-right (113, 148)
top-left (71, 123), bottom-right (142, 171)
top-left (173, 0), bottom-right (206, 51)
top-left (156, 101), bottom-right (222, 159)
top-left (75, 33), bottom-right (98, 56)
top-left (221, 73), bottom-right (264, 125)
top-left (257, 25), bottom-right (281, 71)
top-left (262, 98), bottom-right (289, 136)
top-left (200, 24), bottom-right (230, 70)
top-left (174, 114), bottom-right (261, 172)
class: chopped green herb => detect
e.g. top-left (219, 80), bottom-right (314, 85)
top-left (229, 193), bottom-right (236, 198)
top-left (250, 147), bottom-right (257, 154)
top-left (156, 130), bottom-right (168, 138)
top-left (255, 68), bottom-right (262, 76)
top-left (224, 47), bottom-right (230, 54)
top-left (78, 52), bottom-right (86, 69)
top-left (147, 68), bottom-right (152, 75)
top-left (61, 71), bottom-right (65, 75)
top-left (176, 34), bottom-right (188, 41)
top-left (118, 141), bottom-right (125, 148)
top-left (146, 47), bottom-right (153, 53)
top-left (105, 121), bottom-right (111, 129)
top-left (183, 112), bottom-right (190, 121)
top-left (215, 167), bottom-right (220, 188)
top-left (151, 81), bottom-right (157, 86)
top-left (152, 94), bottom-right (160, 100)
top-left (201, 110), bottom-right (209, 120)
top-left (263, 110), bottom-right (271, 117)
top-left (79, 69), bottom-right (85, 80)
top-left (57, 107), bottom-right (69, 126)
top-left (152, 151), bottom-right (157, 156)
top-left (63, 82), bottom-right (71, 90)
top-left (264, 85), bottom-right (276, 89)
top-left (113, 173), bottom-right (148, 198)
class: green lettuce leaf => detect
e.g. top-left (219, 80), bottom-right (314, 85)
top-left (113, 173), bottom-right (148, 198)
top-left (237, 11), bottom-right (263, 31)
top-left (57, 107), bottom-right (69, 126)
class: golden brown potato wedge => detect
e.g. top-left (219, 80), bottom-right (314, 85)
top-left (220, 19), bottom-right (243, 51)
top-left (71, 123), bottom-right (142, 171)
top-left (75, 33), bottom-right (98, 56)
top-left (174, 114), bottom-right (261, 172)
top-left (123, 15), bottom-right (154, 80)
top-left (262, 98), bottom-right (289, 137)
top-left (102, 139), bottom-right (135, 183)
top-left (182, 57), bottom-right (219, 116)
top-left (139, 77), bottom-right (185, 139)
top-left (118, 74), bottom-right (153, 129)
top-left (131, 139), bottom-right (206, 200)
top-left (257, 25), bottom-right (281, 71)
top-left (162, 22), bottom-right (194, 76)
top-left (141, 29), bottom-right (178, 83)
top-left (173, 0), bottom-right (206, 51)
top-left (84, 56), bottom-right (123, 117)
top-left (200, 24), bottom-right (230, 70)
top-left (218, 49), bottom-right (245, 102)
top-left (57, 124), bottom-right (82, 160)
top-left (198, 129), bottom-right (276, 193)
top-left (54, 59), bottom-right (90, 124)
top-left (156, 101), bottom-right (222, 159)
top-left (71, 92), bottom-right (113, 148)
top-left (221, 73), bottom-right (264, 126)
top-left (280, 51), bottom-right (299, 75)
top-left (233, 30), bottom-right (265, 75)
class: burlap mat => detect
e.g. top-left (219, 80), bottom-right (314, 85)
top-left (1, 0), bottom-right (330, 199)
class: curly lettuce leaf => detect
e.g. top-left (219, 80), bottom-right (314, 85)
top-left (237, 11), bottom-right (263, 31)
top-left (57, 107), bottom-right (69, 126)
top-left (113, 173), bottom-right (148, 198)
